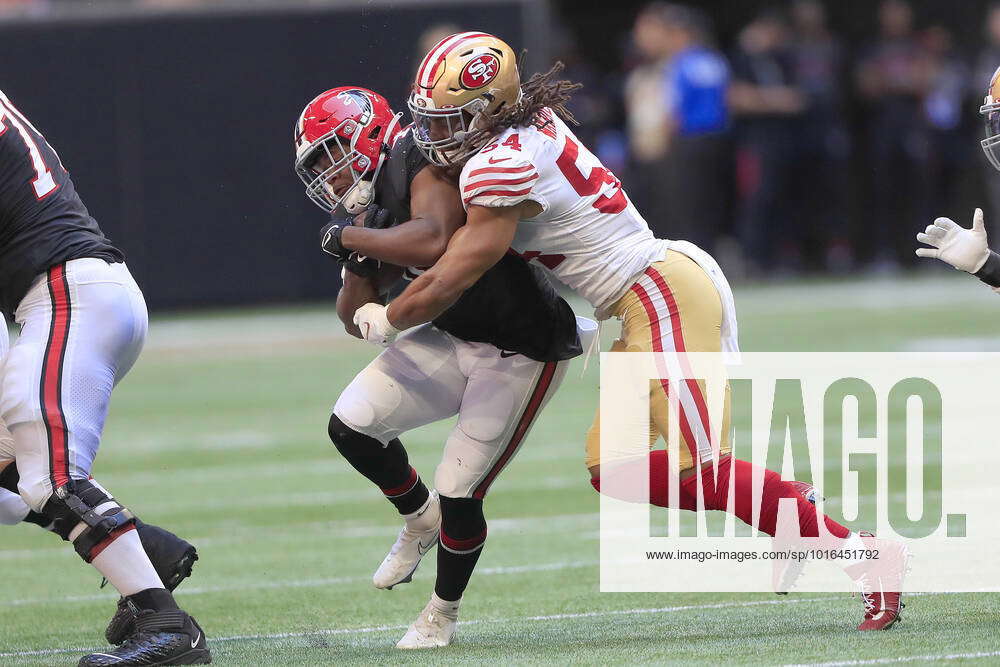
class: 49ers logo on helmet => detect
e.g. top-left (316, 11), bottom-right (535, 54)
top-left (460, 54), bottom-right (499, 89)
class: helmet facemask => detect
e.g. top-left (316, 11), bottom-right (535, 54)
top-left (982, 99), bottom-right (1000, 172)
top-left (408, 96), bottom-right (491, 167)
top-left (295, 119), bottom-right (374, 214)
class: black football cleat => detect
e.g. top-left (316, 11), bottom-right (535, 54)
top-left (106, 521), bottom-right (199, 645)
top-left (81, 609), bottom-right (210, 666)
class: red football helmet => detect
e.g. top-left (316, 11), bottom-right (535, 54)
top-left (294, 86), bottom-right (402, 213)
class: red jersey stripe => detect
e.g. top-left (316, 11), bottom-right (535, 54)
top-left (463, 172), bottom-right (537, 192)
top-left (466, 164), bottom-right (535, 178)
top-left (464, 186), bottom-right (534, 205)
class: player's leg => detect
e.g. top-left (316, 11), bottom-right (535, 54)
top-left (397, 347), bottom-right (569, 649)
top-left (2, 260), bottom-right (209, 663)
top-left (1, 456), bottom-right (197, 643)
top-left (590, 252), bottom-right (905, 629)
top-left (331, 324), bottom-right (467, 589)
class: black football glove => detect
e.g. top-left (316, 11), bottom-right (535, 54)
top-left (344, 254), bottom-right (381, 278)
top-left (319, 218), bottom-right (352, 261)
top-left (362, 206), bottom-right (394, 230)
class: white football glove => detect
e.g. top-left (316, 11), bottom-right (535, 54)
top-left (915, 208), bottom-right (991, 273)
top-left (353, 302), bottom-right (399, 347)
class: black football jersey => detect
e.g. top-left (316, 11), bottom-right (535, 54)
top-left (0, 91), bottom-right (123, 317)
top-left (375, 128), bottom-right (581, 362)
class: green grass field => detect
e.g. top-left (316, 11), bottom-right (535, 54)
top-left (2, 272), bottom-right (999, 666)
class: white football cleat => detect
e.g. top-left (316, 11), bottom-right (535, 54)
top-left (396, 595), bottom-right (459, 649)
top-left (373, 491), bottom-right (440, 589)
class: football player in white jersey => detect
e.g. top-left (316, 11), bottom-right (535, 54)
top-left (353, 31), bottom-right (909, 635)
top-left (916, 65), bottom-right (1000, 290)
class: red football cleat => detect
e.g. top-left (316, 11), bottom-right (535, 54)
top-left (850, 532), bottom-right (908, 631)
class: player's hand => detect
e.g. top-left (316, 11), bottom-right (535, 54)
top-left (362, 206), bottom-right (394, 230)
top-left (320, 218), bottom-right (352, 261)
top-left (353, 302), bottom-right (399, 347)
top-left (344, 254), bottom-right (381, 278)
top-left (915, 209), bottom-right (991, 273)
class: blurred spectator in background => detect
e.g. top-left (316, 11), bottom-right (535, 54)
top-left (789, 0), bottom-right (853, 272)
top-left (626, 2), bottom-right (729, 249)
top-left (626, 3), bottom-right (677, 229)
top-left (856, 0), bottom-right (931, 271)
top-left (729, 9), bottom-right (806, 276)
top-left (921, 25), bottom-right (970, 228)
top-left (975, 3), bottom-right (1000, 239)
top-left (554, 34), bottom-right (628, 175)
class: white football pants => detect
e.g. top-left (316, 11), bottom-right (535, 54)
top-left (334, 319), bottom-right (594, 498)
top-left (0, 259), bottom-right (147, 512)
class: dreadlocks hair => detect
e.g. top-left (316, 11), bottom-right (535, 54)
top-left (480, 58), bottom-right (583, 135)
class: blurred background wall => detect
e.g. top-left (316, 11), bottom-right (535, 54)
top-left (0, 0), bottom-right (997, 309)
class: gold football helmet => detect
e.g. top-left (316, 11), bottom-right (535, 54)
top-left (981, 65), bottom-right (1000, 171)
top-left (408, 31), bottom-right (522, 166)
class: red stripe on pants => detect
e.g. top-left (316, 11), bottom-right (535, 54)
top-left (41, 265), bottom-right (72, 490)
top-left (629, 281), bottom-right (699, 464)
top-left (472, 361), bottom-right (557, 499)
top-left (643, 268), bottom-right (714, 451)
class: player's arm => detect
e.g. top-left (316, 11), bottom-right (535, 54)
top-left (916, 208), bottom-right (1000, 291)
top-left (384, 202), bottom-right (531, 329)
top-left (336, 270), bottom-right (382, 339)
top-left (338, 166), bottom-right (465, 267)
top-left (336, 262), bottom-right (405, 338)
top-left (385, 203), bottom-right (525, 328)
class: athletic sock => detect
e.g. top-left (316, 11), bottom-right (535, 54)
top-left (596, 451), bottom-right (851, 544)
top-left (428, 591), bottom-right (462, 619)
top-left (327, 417), bottom-right (430, 515)
top-left (382, 466), bottom-right (430, 516)
top-left (680, 455), bottom-right (851, 543)
top-left (435, 496), bottom-right (486, 602)
top-left (127, 587), bottom-right (180, 613)
top-left (90, 529), bottom-right (166, 596)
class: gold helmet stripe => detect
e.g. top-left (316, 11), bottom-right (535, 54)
top-left (416, 31), bottom-right (490, 90)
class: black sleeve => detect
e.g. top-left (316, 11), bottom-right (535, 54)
top-left (974, 251), bottom-right (1000, 288)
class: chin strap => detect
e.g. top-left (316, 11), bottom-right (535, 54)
top-left (343, 181), bottom-right (374, 214)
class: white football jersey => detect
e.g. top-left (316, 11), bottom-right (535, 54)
top-left (460, 109), bottom-right (668, 315)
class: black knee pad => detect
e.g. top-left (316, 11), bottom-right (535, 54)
top-left (0, 463), bottom-right (18, 495)
top-left (440, 495), bottom-right (486, 539)
top-left (328, 414), bottom-right (410, 486)
top-left (42, 479), bottom-right (136, 562)
top-left (327, 414), bottom-right (377, 455)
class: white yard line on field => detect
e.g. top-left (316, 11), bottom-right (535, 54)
top-left (1, 590), bottom-right (984, 661)
top-left (0, 512), bottom-right (598, 561)
top-left (786, 651), bottom-right (1000, 666)
top-left (3, 559), bottom-right (598, 608)
top-left (0, 595), bottom-right (842, 659)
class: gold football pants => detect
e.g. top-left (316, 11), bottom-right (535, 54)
top-left (585, 250), bottom-right (731, 472)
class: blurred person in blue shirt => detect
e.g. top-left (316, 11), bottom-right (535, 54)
top-left (627, 2), bottom-right (730, 251)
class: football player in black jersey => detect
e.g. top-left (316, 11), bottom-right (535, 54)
top-left (0, 90), bottom-right (210, 665)
top-left (294, 87), bottom-right (592, 648)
